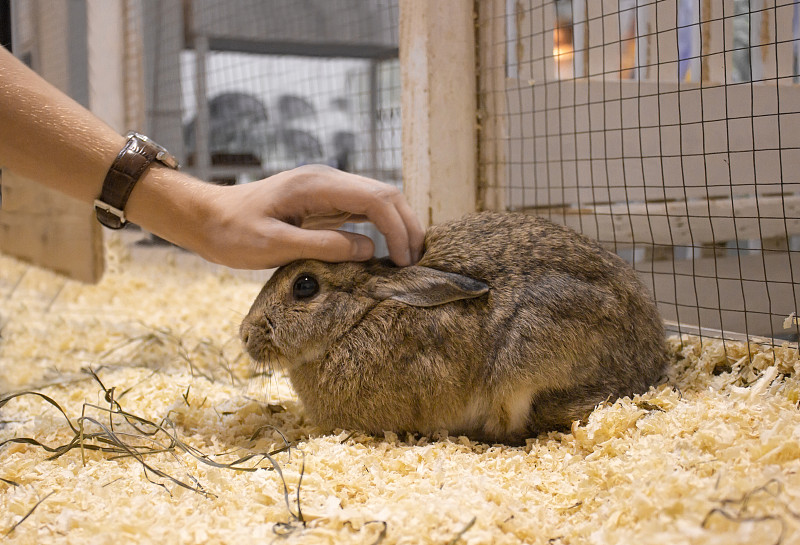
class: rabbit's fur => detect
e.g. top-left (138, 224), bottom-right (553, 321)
top-left (241, 211), bottom-right (668, 443)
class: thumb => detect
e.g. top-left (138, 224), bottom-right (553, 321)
top-left (288, 228), bottom-right (375, 263)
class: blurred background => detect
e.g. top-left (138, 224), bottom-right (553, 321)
top-left (3, 0), bottom-right (800, 344)
top-left (2, 0), bottom-right (402, 254)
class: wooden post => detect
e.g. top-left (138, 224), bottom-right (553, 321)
top-left (399, 0), bottom-right (477, 227)
top-left (368, 59), bottom-right (380, 179)
top-left (88, 0), bottom-right (126, 133)
top-left (193, 34), bottom-right (211, 184)
top-left (0, 0), bottom-right (106, 283)
top-left (0, 172), bottom-right (104, 282)
top-left (477, 0), bottom-right (507, 212)
top-left (142, 0), bottom-right (185, 161)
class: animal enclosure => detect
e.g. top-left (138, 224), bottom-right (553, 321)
top-left (3, 0), bottom-right (800, 344)
top-left (5, 2), bottom-right (800, 544)
top-left (147, 0), bottom-right (402, 255)
top-left (1, 0), bottom-right (401, 262)
top-left (475, 0), bottom-right (800, 343)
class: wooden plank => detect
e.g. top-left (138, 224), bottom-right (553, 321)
top-left (142, 0), bottom-right (185, 160)
top-left (477, 0), bottom-right (508, 212)
top-left (189, 0), bottom-right (398, 53)
top-left (0, 172), bottom-right (104, 283)
top-left (33, 0), bottom-right (71, 94)
top-left (543, 0), bottom-right (557, 80)
top-left (0, 0), bottom-right (104, 283)
top-left (508, 0), bottom-right (559, 82)
top-left (504, 76), bottom-right (800, 208)
top-left (399, 0), bottom-right (477, 227)
top-left (796, 2), bottom-right (800, 79)
top-left (88, 0), bottom-right (127, 132)
top-left (654, 0), bottom-right (680, 82)
top-left (510, 0), bottom-right (543, 83)
top-left (536, 193), bottom-right (800, 247)
top-left (774, 1), bottom-right (798, 81)
top-left (572, 0), bottom-right (588, 79)
top-left (586, 0), bottom-right (621, 78)
top-left (634, 0), bottom-right (655, 81)
top-left (192, 34), bottom-right (211, 183)
top-left (679, 0), bottom-right (703, 82)
top-left (701, 0), bottom-right (728, 83)
top-left (123, 0), bottom-right (146, 131)
top-left (637, 250), bottom-right (800, 338)
top-left (749, 0), bottom-right (768, 82)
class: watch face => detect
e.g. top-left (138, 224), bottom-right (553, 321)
top-left (128, 132), bottom-right (179, 169)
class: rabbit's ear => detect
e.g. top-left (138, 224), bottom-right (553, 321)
top-left (367, 266), bottom-right (489, 307)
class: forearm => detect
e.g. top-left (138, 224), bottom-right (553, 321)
top-left (0, 46), bottom-right (124, 203)
top-left (124, 165), bottom-right (220, 254)
top-left (0, 47), bottom-right (423, 269)
top-left (0, 46), bottom-right (214, 254)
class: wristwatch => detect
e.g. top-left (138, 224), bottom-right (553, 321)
top-left (94, 131), bottom-right (179, 229)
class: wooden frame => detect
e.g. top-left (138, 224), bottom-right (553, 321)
top-left (477, 0), bottom-right (508, 212)
top-left (399, 0), bottom-right (478, 227)
top-left (0, 0), bottom-right (105, 283)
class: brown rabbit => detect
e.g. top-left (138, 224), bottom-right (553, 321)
top-left (241, 211), bottom-right (668, 443)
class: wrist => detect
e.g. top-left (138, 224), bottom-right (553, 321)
top-left (124, 166), bottom-right (222, 255)
top-left (94, 133), bottom-right (181, 229)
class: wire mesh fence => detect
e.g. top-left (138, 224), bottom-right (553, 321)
top-left (9, 0), bottom-right (800, 345)
top-left (139, 0), bottom-right (401, 255)
top-left (478, 0), bottom-right (800, 344)
top-left (4, 0), bottom-right (400, 273)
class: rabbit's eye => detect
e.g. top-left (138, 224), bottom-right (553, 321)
top-left (292, 274), bottom-right (319, 300)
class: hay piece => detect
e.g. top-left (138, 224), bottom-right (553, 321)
top-left (3, 491), bottom-right (54, 537)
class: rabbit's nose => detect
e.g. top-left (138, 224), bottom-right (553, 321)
top-left (239, 319), bottom-right (252, 343)
top-left (240, 322), bottom-right (261, 359)
top-left (240, 319), bottom-right (260, 348)
top-left (240, 317), bottom-right (273, 358)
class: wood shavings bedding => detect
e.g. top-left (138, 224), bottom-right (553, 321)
top-left (2, 238), bottom-right (800, 544)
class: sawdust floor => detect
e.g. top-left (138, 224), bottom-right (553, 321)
top-left (1, 233), bottom-right (800, 545)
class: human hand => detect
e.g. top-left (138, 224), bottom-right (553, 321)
top-left (186, 165), bottom-right (425, 269)
top-left (0, 48), bottom-right (424, 272)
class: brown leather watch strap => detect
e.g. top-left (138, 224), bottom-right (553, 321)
top-left (94, 133), bottom-right (178, 229)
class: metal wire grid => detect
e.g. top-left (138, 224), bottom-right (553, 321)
top-left (145, 0), bottom-right (401, 255)
top-left (131, 0), bottom-right (401, 254)
top-left (479, 0), bottom-right (800, 343)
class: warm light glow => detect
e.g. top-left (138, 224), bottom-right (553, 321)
top-left (553, 25), bottom-right (574, 79)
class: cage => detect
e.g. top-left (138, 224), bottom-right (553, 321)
top-left (475, 0), bottom-right (800, 345)
top-left (144, 0), bottom-right (402, 255)
top-left (1, 0), bottom-right (401, 268)
top-left (3, 0), bottom-right (800, 344)
top-left (4, 2), bottom-right (800, 543)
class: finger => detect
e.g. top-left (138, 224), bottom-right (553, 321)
top-left (371, 203), bottom-right (413, 266)
top-left (300, 211), bottom-right (353, 230)
top-left (305, 177), bottom-right (415, 265)
top-left (393, 197), bottom-right (425, 263)
top-left (280, 225), bottom-right (375, 263)
top-left (301, 214), bottom-right (377, 230)
top-left (277, 166), bottom-right (422, 266)
top-left (345, 189), bottom-right (424, 263)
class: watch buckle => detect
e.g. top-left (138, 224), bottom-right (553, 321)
top-left (94, 199), bottom-right (127, 225)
